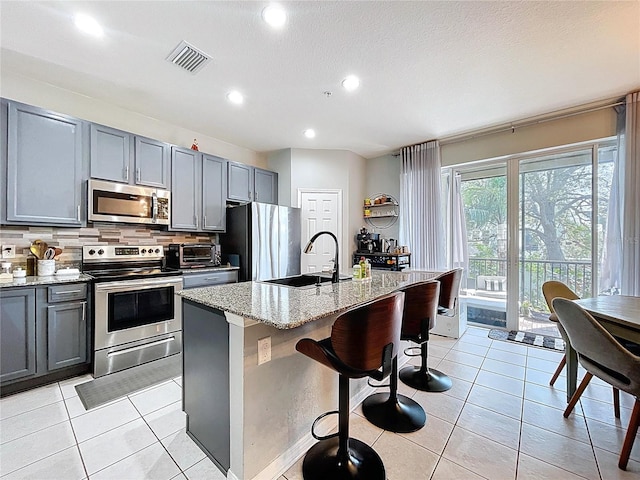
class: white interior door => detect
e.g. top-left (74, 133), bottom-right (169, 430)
top-left (298, 189), bottom-right (342, 274)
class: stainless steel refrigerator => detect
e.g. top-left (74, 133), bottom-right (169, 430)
top-left (220, 203), bottom-right (302, 282)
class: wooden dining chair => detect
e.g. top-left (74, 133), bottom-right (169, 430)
top-left (542, 281), bottom-right (580, 386)
top-left (553, 298), bottom-right (640, 470)
top-left (543, 281), bottom-right (622, 413)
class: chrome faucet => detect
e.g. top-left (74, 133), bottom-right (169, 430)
top-left (303, 231), bottom-right (340, 283)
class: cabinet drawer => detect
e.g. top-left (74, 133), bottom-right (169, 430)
top-left (47, 284), bottom-right (87, 303)
top-left (182, 271), bottom-right (238, 289)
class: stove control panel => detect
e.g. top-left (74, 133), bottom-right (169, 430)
top-left (82, 245), bottom-right (165, 261)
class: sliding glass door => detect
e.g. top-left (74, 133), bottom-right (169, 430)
top-left (453, 140), bottom-right (616, 335)
top-left (458, 165), bottom-right (509, 329)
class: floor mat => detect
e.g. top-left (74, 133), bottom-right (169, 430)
top-left (488, 329), bottom-right (565, 352)
top-left (75, 354), bottom-right (181, 410)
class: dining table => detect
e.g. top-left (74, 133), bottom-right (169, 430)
top-left (566, 295), bottom-right (640, 401)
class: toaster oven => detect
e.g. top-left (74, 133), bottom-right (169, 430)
top-left (166, 243), bottom-right (221, 269)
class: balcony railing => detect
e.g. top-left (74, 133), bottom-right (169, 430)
top-left (467, 257), bottom-right (592, 312)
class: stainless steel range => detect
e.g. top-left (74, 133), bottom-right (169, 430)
top-left (83, 245), bottom-right (183, 378)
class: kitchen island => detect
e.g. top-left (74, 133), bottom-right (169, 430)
top-left (178, 270), bottom-right (440, 480)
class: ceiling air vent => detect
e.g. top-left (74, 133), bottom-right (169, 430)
top-left (166, 40), bottom-right (211, 74)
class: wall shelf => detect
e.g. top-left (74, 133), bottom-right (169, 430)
top-left (364, 193), bottom-right (399, 228)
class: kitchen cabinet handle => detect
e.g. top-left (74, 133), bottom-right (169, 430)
top-left (195, 216), bottom-right (199, 229)
top-left (81, 301), bottom-right (86, 323)
top-left (55, 289), bottom-right (84, 295)
top-left (136, 168), bottom-right (141, 183)
top-left (125, 165), bottom-right (129, 182)
top-left (77, 205), bottom-right (81, 222)
top-left (205, 277), bottom-right (220, 282)
top-left (203, 215), bottom-right (207, 227)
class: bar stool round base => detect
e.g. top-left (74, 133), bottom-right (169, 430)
top-left (399, 366), bottom-right (452, 392)
top-left (302, 437), bottom-right (385, 480)
top-left (361, 392), bottom-right (426, 433)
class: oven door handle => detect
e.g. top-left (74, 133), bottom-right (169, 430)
top-left (94, 277), bottom-right (183, 292)
top-left (107, 336), bottom-right (176, 357)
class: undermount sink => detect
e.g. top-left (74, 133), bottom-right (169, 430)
top-left (262, 274), bottom-right (333, 288)
top-left (262, 274), bottom-right (351, 289)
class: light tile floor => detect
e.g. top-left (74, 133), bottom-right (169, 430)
top-left (1, 326), bottom-right (639, 480)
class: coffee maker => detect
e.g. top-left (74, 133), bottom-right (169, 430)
top-left (356, 227), bottom-right (381, 253)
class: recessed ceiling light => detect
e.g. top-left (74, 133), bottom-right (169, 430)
top-left (304, 129), bottom-right (316, 139)
top-left (342, 75), bottom-right (360, 91)
top-left (262, 5), bottom-right (287, 28)
top-left (227, 90), bottom-right (244, 105)
top-left (74, 13), bottom-right (104, 37)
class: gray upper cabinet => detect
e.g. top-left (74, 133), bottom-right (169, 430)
top-left (171, 148), bottom-right (226, 232)
top-left (135, 136), bottom-right (169, 188)
top-left (90, 124), bottom-right (169, 189)
top-left (202, 154), bottom-right (227, 231)
top-left (0, 288), bottom-right (36, 383)
top-left (5, 102), bottom-right (84, 226)
top-left (227, 161), bottom-right (253, 203)
top-left (90, 124), bottom-right (131, 183)
top-left (254, 168), bottom-right (278, 204)
top-left (227, 162), bottom-right (278, 204)
top-left (171, 147), bottom-right (199, 231)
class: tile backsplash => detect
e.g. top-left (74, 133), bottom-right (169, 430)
top-left (0, 223), bottom-right (218, 271)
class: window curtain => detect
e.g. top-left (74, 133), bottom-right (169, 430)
top-left (399, 141), bottom-right (445, 270)
top-left (599, 105), bottom-right (624, 294)
top-left (621, 92), bottom-right (640, 296)
top-left (451, 173), bottom-right (468, 284)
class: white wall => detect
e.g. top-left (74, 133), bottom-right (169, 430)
top-left (267, 149), bottom-right (292, 207)
top-left (1, 71), bottom-right (266, 167)
top-left (440, 108), bottom-right (616, 166)
top-left (364, 153), bottom-right (401, 241)
top-left (279, 148), bottom-right (367, 272)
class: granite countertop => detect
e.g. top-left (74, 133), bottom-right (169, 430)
top-left (0, 273), bottom-right (93, 288)
top-left (178, 270), bottom-right (441, 329)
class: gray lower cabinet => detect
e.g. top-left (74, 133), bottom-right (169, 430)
top-left (171, 147), bottom-right (227, 232)
top-left (0, 288), bottom-right (36, 383)
top-left (182, 270), bottom-right (238, 289)
top-left (90, 124), bottom-right (169, 189)
top-left (4, 101), bottom-right (85, 226)
top-left (227, 161), bottom-right (278, 204)
top-left (183, 300), bottom-right (230, 472)
top-left (0, 283), bottom-right (89, 387)
top-left (45, 300), bottom-right (87, 371)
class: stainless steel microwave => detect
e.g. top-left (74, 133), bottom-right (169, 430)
top-left (88, 179), bottom-right (170, 225)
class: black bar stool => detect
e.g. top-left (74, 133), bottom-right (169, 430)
top-left (295, 291), bottom-right (405, 480)
top-left (361, 281), bottom-right (437, 433)
top-left (399, 270), bottom-right (461, 392)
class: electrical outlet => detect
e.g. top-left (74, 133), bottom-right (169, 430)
top-left (1, 245), bottom-right (15, 259)
top-left (257, 336), bottom-right (271, 365)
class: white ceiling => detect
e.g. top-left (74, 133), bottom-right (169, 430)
top-left (1, 1), bottom-right (639, 159)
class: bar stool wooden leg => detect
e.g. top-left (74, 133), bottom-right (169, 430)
top-left (362, 356), bottom-right (426, 433)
